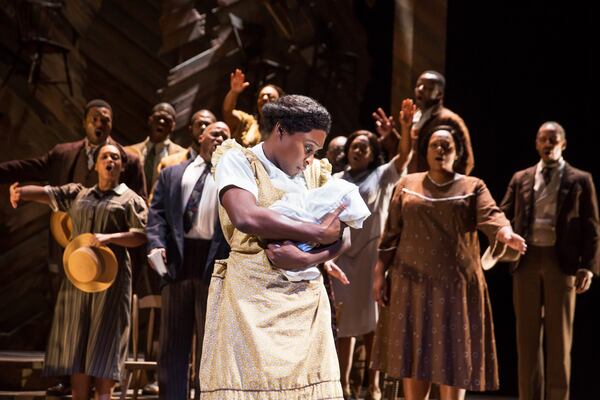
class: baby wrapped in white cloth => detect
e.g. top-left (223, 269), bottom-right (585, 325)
top-left (269, 177), bottom-right (370, 281)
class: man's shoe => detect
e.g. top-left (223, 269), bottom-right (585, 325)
top-left (46, 382), bottom-right (71, 396)
top-left (142, 381), bottom-right (159, 395)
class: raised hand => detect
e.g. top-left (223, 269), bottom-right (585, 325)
top-left (230, 68), bottom-right (250, 94)
top-left (399, 98), bottom-right (416, 128)
top-left (9, 182), bottom-right (21, 208)
top-left (372, 107), bottom-right (394, 137)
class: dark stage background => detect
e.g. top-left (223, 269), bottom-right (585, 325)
top-left (358, 0), bottom-right (598, 398)
top-left (445, 1), bottom-right (598, 398)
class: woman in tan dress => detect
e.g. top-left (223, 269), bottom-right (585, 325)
top-left (9, 143), bottom-right (147, 400)
top-left (371, 126), bottom-right (527, 400)
top-left (200, 95), bottom-right (350, 399)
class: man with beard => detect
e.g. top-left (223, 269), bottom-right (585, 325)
top-left (157, 109), bottom-right (217, 171)
top-left (126, 103), bottom-right (184, 195)
top-left (500, 121), bottom-right (599, 400)
top-left (0, 99), bottom-right (145, 396)
top-left (147, 121), bottom-right (231, 399)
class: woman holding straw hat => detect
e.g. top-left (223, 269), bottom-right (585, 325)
top-left (9, 142), bottom-right (147, 400)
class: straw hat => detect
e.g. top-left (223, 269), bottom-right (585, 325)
top-left (50, 211), bottom-right (73, 248)
top-left (481, 242), bottom-right (521, 270)
top-left (63, 233), bottom-right (118, 293)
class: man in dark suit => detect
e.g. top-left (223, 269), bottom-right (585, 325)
top-left (500, 121), bottom-right (600, 400)
top-left (0, 99), bottom-right (146, 395)
top-left (146, 121), bottom-right (231, 399)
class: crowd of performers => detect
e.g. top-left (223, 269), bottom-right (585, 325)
top-left (1, 68), bottom-right (598, 400)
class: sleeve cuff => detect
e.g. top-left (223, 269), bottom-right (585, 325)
top-left (43, 185), bottom-right (59, 212)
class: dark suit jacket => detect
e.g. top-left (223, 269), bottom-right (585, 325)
top-left (146, 159), bottom-right (229, 286)
top-left (0, 138), bottom-right (147, 198)
top-left (500, 162), bottom-right (600, 276)
top-left (409, 104), bottom-right (475, 175)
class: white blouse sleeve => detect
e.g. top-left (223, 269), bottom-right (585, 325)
top-left (214, 148), bottom-right (259, 202)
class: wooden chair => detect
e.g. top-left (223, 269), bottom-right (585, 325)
top-left (120, 294), bottom-right (161, 400)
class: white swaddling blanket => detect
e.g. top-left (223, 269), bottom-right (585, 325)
top-left (269, 177), bottom-right (370, 281)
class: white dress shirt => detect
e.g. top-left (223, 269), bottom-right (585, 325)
top-left (530, 157), bottom-right (566, 246)
top-left (181, 155), bottom-right (218, 240)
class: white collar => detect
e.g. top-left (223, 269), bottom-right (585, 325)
top-left (536, 157), bottom-right (566, 173)
top-left (92, 182), bottom-right (128, 196)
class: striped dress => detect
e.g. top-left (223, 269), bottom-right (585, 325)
top-left (42, 183), bottom-right (147, 381)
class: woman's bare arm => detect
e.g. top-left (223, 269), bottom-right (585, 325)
top-left (221, 186), bottom-right (343, 245)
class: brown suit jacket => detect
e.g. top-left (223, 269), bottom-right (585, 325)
top-left (408, 105), bottom-right (475, 175)
top-left (126, 137), bottom-right (185, 192)
top-left (500, 162), bottom-right (600, 275)
top-left (157, 148), bottom-right (193, 173)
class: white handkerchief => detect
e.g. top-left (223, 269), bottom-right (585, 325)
top-left (147, 251), bottom-right (168, 277)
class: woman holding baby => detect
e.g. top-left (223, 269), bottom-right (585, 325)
top-left (199, 95), bottom-right (351, 399)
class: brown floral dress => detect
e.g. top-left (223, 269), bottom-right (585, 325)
top-left (371, 172), bottom-right (509, 391)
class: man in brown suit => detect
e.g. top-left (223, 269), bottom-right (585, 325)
top-left (157, 109), bottom-right (216, 171)
top-left (126, 103), bottom-right (184, 195)
top-left (407, 70), bottom-right (474, 175)
top-left (500, 121), bottom-right (600, 400)
top-left (0, 99), bottom-right (146, 395)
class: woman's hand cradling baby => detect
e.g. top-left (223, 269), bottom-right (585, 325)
top-left (266, 241), bottom-right (310, 270)
top-left (316, 204), bottom-right (346, 245)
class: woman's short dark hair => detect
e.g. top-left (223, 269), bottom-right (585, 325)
top-left (93, 140), bottom-right (129, 172)
top-left (260, 95), bottom-right (332, 135)
top-left (343, 130), bottom-right (384, 171)
top-left (419, 124), bottom-right (465, 167)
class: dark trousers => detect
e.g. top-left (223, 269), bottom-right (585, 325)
top-left (513, 245), bottom-right (576, 400)
top-left (158, 238), bottom-right (211, 400)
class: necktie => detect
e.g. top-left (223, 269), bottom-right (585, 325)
top-left (144, 145), bottom-right (156, 188)
top-left (542, 165), bottom-right (554, 185)
top-left (183, 162), bottom-right (211, 233)
top-left (86, 146), bottom-right (95, 170)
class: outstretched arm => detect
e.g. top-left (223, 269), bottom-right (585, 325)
top-left (9, 183), bottom-right (51, 208)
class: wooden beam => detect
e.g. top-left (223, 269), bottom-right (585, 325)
top-left (391, 0), bottom-right (447, 114)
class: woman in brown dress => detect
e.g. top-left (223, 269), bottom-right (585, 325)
top-left (371, 126), bottom-right (527, 400)
top-left (9, 143), bottom-right (147, 400)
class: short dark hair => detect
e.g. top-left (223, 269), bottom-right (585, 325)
top-left (92, 139), bottom-right (129, 172)
top-left (538, 121), bottom-right (566, 141)
top-left (151, 102), bottom-right (176, 119)
top-left (421, 70), bottom-right (446, 91)
top-left (420, 124), bottom-right (465, 166)
top-left (343, 130), bottom-right (384, 171)
top-left (84, 99), bottom-right (112, 119)
top-left (261, 95), bottom-right (332, 135)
